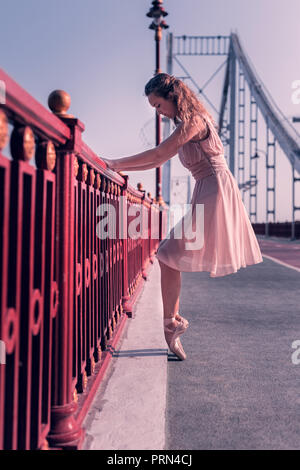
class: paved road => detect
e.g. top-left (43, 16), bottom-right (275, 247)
top-left (256, 235), bottom-right (300, 270)
top-left (166, 253), bottom-right (300, 450)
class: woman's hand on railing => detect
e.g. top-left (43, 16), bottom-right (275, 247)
top-left (100, 147), bottom-right (163, 172)
top-left (101, 157), bottom-right (117, 171)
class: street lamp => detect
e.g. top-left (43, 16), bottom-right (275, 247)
top-left (146, 0), bottom-right (169, 209)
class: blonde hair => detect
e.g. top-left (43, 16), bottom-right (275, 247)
top-left (144, 73), bottom-right (217, 135)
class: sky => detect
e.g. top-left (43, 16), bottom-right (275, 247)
top-left (1, 0), bottom-right (300, 222)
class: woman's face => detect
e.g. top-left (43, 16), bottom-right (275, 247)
top-left (147, 92), bottom-right (177, 119)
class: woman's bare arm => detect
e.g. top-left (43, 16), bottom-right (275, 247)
top-left (105, 147), bottom-right (160, 172)
top-left (103, 114), bottom-right (207, 172)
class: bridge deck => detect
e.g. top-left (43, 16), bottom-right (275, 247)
top-left (83, 236), bottom-right (300, 450)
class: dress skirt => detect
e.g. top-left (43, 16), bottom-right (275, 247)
top-left (156, 168), bottom-right (263, 278)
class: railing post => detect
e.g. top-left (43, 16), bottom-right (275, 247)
top-left (119, 174), bottom-right (131, 316)
top-left (137, 183), bottom-right (148, 279)
top-left (46, 91), bottom-right (84, 449)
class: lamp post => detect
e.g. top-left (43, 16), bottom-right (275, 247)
top-left (146, 0), bottom-right (169, 209)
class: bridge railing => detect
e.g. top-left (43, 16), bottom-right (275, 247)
top-left (0, 69), bottom-right (168, 450)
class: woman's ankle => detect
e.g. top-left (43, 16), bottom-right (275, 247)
top-left (163, 316), bottom-right (177, 324)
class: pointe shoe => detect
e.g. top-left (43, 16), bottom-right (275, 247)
top-left (175, 312), bottom-right (189, 331)
top-left (163, 317), bottom-right (187, 360)
top-left (174, 314), bottom-right (189, 360)
top-left (173, 337), bottom-right (186, 360)
top-left (173, 314), bottom-right (189, 358)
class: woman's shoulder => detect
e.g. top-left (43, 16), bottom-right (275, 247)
top-left (173, 113), bottom-right (218, 144)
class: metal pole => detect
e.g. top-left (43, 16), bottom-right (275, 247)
top-left (292, 163), bottom-right (295, 240)
top-left (146, 1), bottom-right (169, 240)
top-left (155, 26), bottom-right (162, 204)
top-left (161, 31), bottom-right (173, 206)
top-left (229, 38), bottom-right (236, 176)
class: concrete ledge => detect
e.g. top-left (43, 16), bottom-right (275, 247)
top-left (82, 258), bottom-right (168, 450)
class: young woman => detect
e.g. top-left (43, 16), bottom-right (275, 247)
top-left (101, 73), bottom-right (263, 361)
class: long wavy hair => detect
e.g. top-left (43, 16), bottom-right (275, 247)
top-left (144, 73), bottom-right (217, 135)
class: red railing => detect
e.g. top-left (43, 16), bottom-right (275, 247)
top-left (0, 68), bottom-right (168, 449)
top-left (252, 221), bottom-right (300, 239)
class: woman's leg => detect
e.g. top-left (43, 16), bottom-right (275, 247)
top-left (158, 259), bottom-right (181, 320)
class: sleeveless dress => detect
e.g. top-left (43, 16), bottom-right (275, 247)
top-left (155, 115), bottom-right (264, 278)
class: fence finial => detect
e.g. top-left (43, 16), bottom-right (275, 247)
top-left (48, 90), bottom-right (74, 118)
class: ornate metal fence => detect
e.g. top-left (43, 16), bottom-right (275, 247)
top-left (0, 69), bottom-right (167, 449)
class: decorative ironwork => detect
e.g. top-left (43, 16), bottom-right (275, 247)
top-left (36, 140), bottom-right (56, 171)
top-left (0, 109), bottom-right (8, 150)
top-left (10, 125), bottom-right (35, 161)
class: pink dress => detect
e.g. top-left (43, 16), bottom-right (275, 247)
top-left (155, 114), bottom-right (264, 278)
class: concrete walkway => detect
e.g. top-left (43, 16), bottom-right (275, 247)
top-left (82, 258), bottom-right (169, 450)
